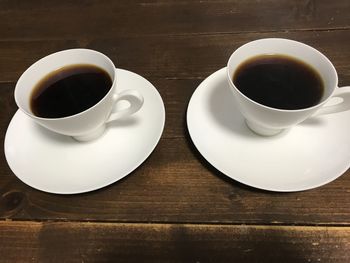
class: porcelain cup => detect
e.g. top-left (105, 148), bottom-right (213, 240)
top-left (15, 49), bottom-right (144, 141)
top-left (227, 38), bottom-right (350, 136)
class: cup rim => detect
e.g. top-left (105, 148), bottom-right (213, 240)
top-left (226, 38), bottom-right (339, 113)
top-left (15, 48), bottom-right (116, 121)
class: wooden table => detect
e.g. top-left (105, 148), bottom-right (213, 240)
top-left (1, 1), bottom-right (350, 262)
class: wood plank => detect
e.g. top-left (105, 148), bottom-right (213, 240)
top-left (0, 30), bottom-right (349, 82)
top-left (0, 40), bottom-right (350, 225)
top-left (1, 136), bottom-right (349, 225)
top-left (1, 13), bottom-right (349, 227)
top-left (1, 32), bottom-right (350, 139)
top-left (0, 0), bottom-right (349, 40)
top-left (0, 221), bottom-right (349, 263)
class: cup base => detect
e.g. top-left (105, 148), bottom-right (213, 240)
top-left (245, 119), bottom-right (283, 136)
top-left (73, 124), bottom-right (106, 142)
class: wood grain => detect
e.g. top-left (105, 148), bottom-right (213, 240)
top-left (0, 31), bottom-right (349, 224)
top-left (1, 221), bottom-right (349, 263)
top-left (1, 135), bottom-right (349, 225)
top-left (0, 0), bottom-right (349, 40)
top-left (0, 30), bottom-right (349, 83)
top-left (1, 1), bottom-right (350, 261)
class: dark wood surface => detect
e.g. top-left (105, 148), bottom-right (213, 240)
top-left (1, 221), bottom-right (350, 263)
top-left (1, 1), bottom-right (350, 262)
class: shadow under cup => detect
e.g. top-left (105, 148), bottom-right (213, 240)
top-left (15, 49), bottom-right (117, 141)
top-left (226, 38), bottom-right (338, 136)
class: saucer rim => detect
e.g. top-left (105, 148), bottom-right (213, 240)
top-left (4, 68), bottom-right (165, 194)
top-left (187, 67), bottom-right (350, 192)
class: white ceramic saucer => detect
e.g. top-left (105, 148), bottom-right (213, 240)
top-left (187, 68), bottom-right (350, 192)
top-left (4, 69), bottom-right (165, 194)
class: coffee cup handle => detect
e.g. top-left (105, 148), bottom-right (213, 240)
top-left (315, 86), bottom-right (350, 116)
top-left (106, 90), bottom-right (144, 123)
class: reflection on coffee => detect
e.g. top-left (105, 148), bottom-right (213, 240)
top-left (233, 54), bottom-right (324, 110)
top-left (30, 64), bottom-right (112, 118)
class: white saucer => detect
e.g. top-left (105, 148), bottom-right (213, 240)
top-left (187, 68), bottom-right (350, 192)
top-left (4, 69), bottom-right (165, 194)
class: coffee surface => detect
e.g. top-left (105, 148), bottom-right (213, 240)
top-left (233, 55), bottom-right (324, 110)
top-left (30, 64), bottom-right (112, 118)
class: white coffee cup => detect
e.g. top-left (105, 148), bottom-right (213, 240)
top-left (15, 49), bottom-right (144, 141)
top-left (227, 38), bottom-right (350, 136)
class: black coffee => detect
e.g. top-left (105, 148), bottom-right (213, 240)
top-left (233, 54), bottom-right (324, 110)
top-left (30, 64), bottom-right (112, 118)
